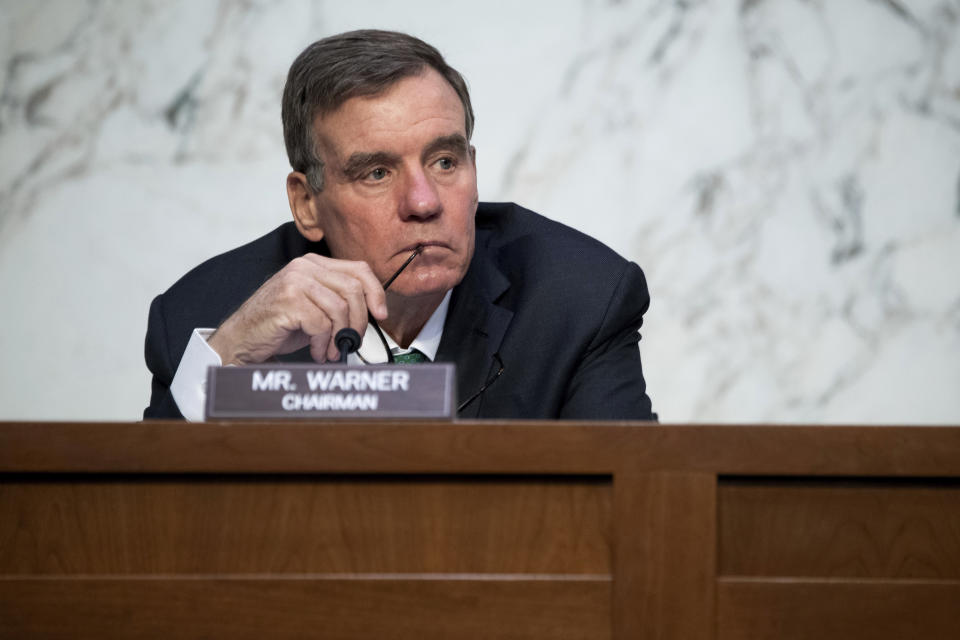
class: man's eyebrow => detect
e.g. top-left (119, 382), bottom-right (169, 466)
top-left (421, 134), bottom-right (470, 161)
top-left (339, 135), bottom-right (469, 178)
top-left (341, 151), bottom-right (400, 178)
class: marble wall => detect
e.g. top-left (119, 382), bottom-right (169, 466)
top-left (1, 0), bottom-right (958, 423)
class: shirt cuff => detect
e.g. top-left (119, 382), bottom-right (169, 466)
top-left (170, 328), bottom-right (221, 422)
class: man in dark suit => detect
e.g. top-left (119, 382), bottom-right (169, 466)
top-left (144, 30), bottom-right (655, 421)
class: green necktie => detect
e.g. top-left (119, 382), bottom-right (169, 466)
top-left (393, 349), bottom-right (429, 364)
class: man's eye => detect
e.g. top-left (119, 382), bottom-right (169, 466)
top-left (436, 157), bottom-right (455, 170)
top-left (366, 167), bottom-right (388, 181)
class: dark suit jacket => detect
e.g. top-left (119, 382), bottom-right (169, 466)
top-left (144, 202), bottom-right (656, 420)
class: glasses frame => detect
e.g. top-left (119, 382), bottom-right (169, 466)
top-left (355, 244), bottom-right (504, 412)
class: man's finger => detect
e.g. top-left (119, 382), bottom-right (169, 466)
top-left (302, 254), bottom-right (387, 320)
top-left (304, 267), bottom-right (372, 338)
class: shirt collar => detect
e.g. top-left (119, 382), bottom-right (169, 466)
top-left (352, 290), bottom-right (451, 364)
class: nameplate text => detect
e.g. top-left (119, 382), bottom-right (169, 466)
top-left (205, 363), bottom-right (456, 420)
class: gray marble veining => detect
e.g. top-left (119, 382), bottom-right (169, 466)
top-left (0, 0), bottom-right (957, 422)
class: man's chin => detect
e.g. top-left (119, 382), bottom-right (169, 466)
top-left (388, 268), bottom-right (464, 300)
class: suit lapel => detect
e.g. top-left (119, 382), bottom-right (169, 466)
top-left (436, 246), bottom-right (513, 417)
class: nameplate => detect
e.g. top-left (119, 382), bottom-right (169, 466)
top-left (205, 363), bottom-right (456, 420)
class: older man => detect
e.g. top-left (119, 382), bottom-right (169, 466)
top-left (144, 30), bottom-right (656, 421)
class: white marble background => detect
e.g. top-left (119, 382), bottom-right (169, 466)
top-left (1, 0), bottom-right (958, 423)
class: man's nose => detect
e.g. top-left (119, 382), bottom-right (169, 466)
top-left (400, 168), bottom-right (442, 220)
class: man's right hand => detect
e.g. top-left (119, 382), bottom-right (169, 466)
top-left (207, 254), bottom-right (387, 365)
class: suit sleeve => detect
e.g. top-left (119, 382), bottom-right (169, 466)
top-left (143, 294), bottom-right (185, 420)
top-left (558, 262), bottom-right (657, 421)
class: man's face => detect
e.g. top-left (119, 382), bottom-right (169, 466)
top-left (307, 68), bottom-right (478, 300)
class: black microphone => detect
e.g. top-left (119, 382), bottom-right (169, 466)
top-left (334, 328), bottom-right (362, 363)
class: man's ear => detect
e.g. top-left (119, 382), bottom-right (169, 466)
top-left (286, 171), bottom-right (325, 242)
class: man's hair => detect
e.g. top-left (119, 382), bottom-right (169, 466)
top-left (281, 29), bottom-right (475, 192)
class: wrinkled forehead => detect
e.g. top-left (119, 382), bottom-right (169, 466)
top-left (313, 69), bottom-right (469, 160)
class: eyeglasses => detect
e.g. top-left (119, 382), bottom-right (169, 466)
top-left (355, 246), bottom-right (505, 412)
top-left (456, 352), bottom-right (504, 413)
top-left (358, 312), bottom-right (504, 413)
top-left (358, 245), bottom-right (424, 365)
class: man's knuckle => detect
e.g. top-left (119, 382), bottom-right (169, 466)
top-left (329, 296), bottom-right (348, 315)
top-left (344, 279), bottom-right (363, 296)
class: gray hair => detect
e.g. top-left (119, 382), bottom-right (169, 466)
top-left (281, 29), bottom-right (475, 192)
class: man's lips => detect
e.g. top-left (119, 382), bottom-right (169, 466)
top-left (399, 241), bottom-right (448, 253)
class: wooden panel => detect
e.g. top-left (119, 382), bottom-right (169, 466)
top-left (0, 475), bottom-right (610, 574)
top-left (719, 479), bottom-right (960, 578)
top-left (0, 576), bottom-right (610, 640)
top-left (3, 422), bottom-right (960, 476)
top-left (717, 578), bottom-right (960, 640)
top-left (0, 422), bottom-right (629, 474)
top-left (613, 470), bottom-right (716, 640)
top-left (4, 422), bottom-right (960, 640)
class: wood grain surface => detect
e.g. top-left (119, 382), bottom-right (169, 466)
top-left (3, 422), bottom-right (960, 639)
top-left (719, 478), bottom-right (960, 579)
top-left (0, 576), bottom-right (610, 640)
top-left (0, 475), bottom-right (610, 574)
top-left (717, 578), bottom-right (960, 640)
top-left (613, 470), bottom-right (716, 640)
top-left (2, 422), bottom-right (960, 476)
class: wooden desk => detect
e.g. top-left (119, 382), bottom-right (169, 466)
top-left (1, 422), bottom-right (958, 639)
